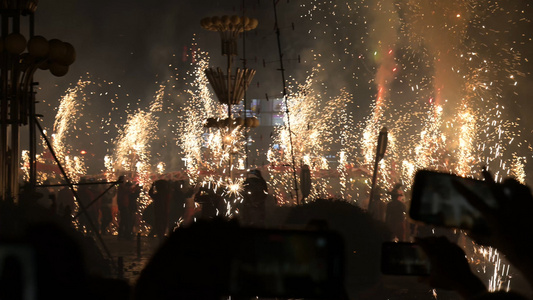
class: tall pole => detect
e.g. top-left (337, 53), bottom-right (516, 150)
top-left (368, 127), bottom-right (388, 209)
top-left (273, 0), bottom-right (299, 203)
top-left (28, 12), bottom-right (37, 189)
top-left (35, 118), bottom-right (114, 265)
top-left (227, 41), bottom-right (233, 180)
top-left (242, 0), bottom-right (249, 170)
top-left (0, 12), bottom-right (9, 201)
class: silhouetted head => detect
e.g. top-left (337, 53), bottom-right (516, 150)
top-left (249, 169), bottom-right (263, 179)
top-left (388, 183), bottom-right (404, 201)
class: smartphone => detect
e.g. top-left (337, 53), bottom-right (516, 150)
top-left (409, 170), bottom-right (498, 232)
top-left (229, 228), bottom-right (345, 299)
top-left (381, 242), bottom-right (430, 276)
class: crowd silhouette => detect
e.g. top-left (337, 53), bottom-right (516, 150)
top-left (1, 169), bottom-right (533, 299)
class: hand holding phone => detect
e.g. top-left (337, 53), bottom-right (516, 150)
top-left (454, 171), bottom-right (533, 283)
top-left (415, 236), bottom-right (487, 298)
top-left (412, 169), bottom-right (533, 289)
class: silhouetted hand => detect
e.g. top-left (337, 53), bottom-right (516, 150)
top-left (416, 236), bottom-right (487, 299)
top-left (453, 170), bottom-right (533, 288)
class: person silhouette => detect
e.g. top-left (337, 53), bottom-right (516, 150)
top-left (385, 184), bottom-right (407, 241)
top-left (240, 169), bottom-right (268, 227)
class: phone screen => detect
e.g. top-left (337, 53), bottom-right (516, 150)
top-left (409, 170), bottom-right (498, 231)
top-left (381, 242), bottom-right (430, 276)
top-left (229, 229), bottom-right (344, 299)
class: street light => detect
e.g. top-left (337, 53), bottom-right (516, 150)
top-left (1, 1), bottom-right (76, 202)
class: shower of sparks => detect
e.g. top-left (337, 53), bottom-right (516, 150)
top-left (166, 45), bottom-right (256, 218)
top-left (296, 0), bottom-right (529, 193)
top-left (510, 155), bottom-right (526, 184)
top-left (51, 80), bottom-right (91, 183)
top-left (104, 155), bottom-right (115, 182)
top-left (221, 176), bottom-right (246, 217)
top-left (225, 177), bottom-right (245, 198)
top-left (108, 83), bottom-right (166, 233)
top-left (156, 162), bottom-right (166, 174)
top-left (413, 105), bottom-right (445, 172)
top-left (289, 0), bottom-right (531, 292)
top-left (472, 244), bottom-right (512, 293)
top-left (111, 84), bottom-right (164, 186)
top-left (23, 0), bottom-right (531, 292)
top-left (20, 150), bottom-right (30, 182)
top-left (268, 70), bottom-right (358, 203)
top-left (455, 104), bottom-right (478, 177)
top-left (62, 155), bottom-right (87, 185)
top-left (177, 50), bottom-right (227, 182)
top-left (175, 48), bottom-right (248, 196)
